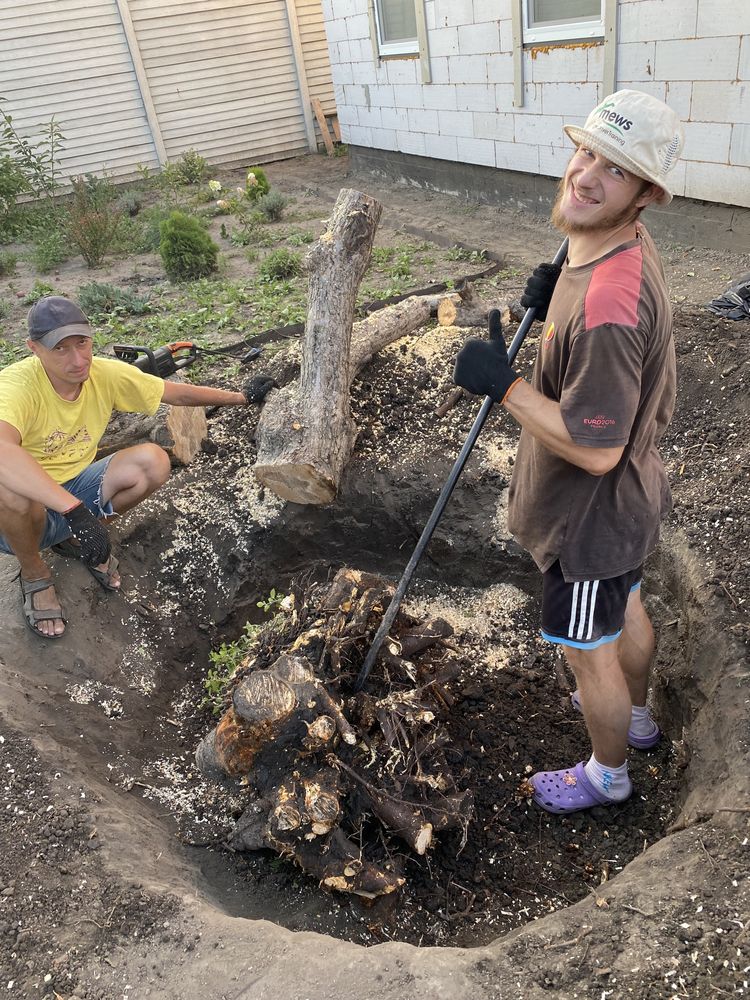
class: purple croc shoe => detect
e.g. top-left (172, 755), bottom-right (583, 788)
top-left (531, 761), bottom-right (632, 815)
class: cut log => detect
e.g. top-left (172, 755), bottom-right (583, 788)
top-left (253, 293), bottom-right (437, 504)
top-left (97, 387), bottom-right (207, 466)
top-left (253, 188), bottom-right (381, 505)
top-left (437, 285), bottom-right (511, 330)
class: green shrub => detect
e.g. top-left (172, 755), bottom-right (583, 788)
top-left (178, 149), bottom-right (208, 184)
top-left (0, 101), bottom-right (65, 205)
top-left (0, 300), bottom-right (11, 321)
top-left (77, 282), bottom-right (151, 320)
top-left (230, 219), bottom-right (272, 247)
top-left (0, 250), bottom-right (17, 275)
top-left (31, 231), bottom-right (67, 273)
top-left (119, 189), bottom-right (142, 216)
top-left (137, 205), bottom-right (180, 252)
top-left (68, 175), bottom-right (122, 268)
top-left (110, 215), bottom-right (152, 255)
top-left (256, 189), bottom-right (286, 222)
top-left (244, 166), bottom-right (270, 202)
top-left (161, 149), bottom-right (208, 188)
top-left (22, 280), bottom-right (56, 305)
top-left (0, 155), bottom-right (27, 235)
top-left (159, 210), bottom-right (219, 281)
top-left (258, 248), bottom-right (301, 281)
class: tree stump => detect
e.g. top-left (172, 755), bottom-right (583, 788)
top-left (195, 567), bottom-right (473, 899)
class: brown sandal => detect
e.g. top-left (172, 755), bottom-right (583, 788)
top-left (86, 554), bottom-right (120, 592)
top-left (20, 576), bottom-right (66, 639)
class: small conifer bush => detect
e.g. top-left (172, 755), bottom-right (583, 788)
top-left (244, 166), bottom-right (270, 202)
top-left (159, 210), bottom-right (219, 281)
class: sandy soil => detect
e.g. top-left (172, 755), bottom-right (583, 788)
top-left (0, 153), bottom-right (748, 999)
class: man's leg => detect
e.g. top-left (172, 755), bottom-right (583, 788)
top-left (62, 444), bottom-right (171, 590)
top-left (0, 484), bottom-right (64, 638)
top-left (617, 586), bottom-right (654, 707)
top-left (101, 443), bottom-right (171, 514)
top-left (564, 641), bottom-right (630, 768)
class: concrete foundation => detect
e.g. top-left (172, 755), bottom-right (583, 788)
top-left (350, 145), bottom-right (750, 253)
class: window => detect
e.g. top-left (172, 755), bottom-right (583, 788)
top-left (522, 0), bottom-right (604, 45)
top-left (373, 0), bottom-right (419, 56)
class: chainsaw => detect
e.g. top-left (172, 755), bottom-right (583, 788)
top-left (113, 340), bottom-right (262, 377)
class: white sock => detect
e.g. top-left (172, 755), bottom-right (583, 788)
top-left (630, 704), bottom-right (656, 738)
top-left (584, 754), bottom-right (632, 802)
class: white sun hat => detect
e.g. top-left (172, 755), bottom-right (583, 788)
top-left (564, 89), bottom-right (685, 205)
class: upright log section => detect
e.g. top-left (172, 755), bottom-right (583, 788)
top-left (253, 188), bottom-right (383, 504)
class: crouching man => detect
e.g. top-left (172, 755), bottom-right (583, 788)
top-left (0, 295), bottom-right (275, 639)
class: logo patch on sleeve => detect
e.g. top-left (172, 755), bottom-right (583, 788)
top-left (583, 415), bottom-right (616, 429)
top-left (543, 321), bottom-right (556, 346)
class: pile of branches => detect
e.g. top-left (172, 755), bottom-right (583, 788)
top-left (196, 568), bottom-right (473, 899)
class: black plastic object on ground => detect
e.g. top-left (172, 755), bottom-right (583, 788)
top-left (706, 275), bottom-right (750, 320)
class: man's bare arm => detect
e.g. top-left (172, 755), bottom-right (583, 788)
top-left (160, 382), bottom-right (247, 407)
top-left (0, 421), bottom-right (80, 511)
top-left (503, 381), bottom-right (624, 476)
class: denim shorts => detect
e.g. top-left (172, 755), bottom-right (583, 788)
top-left (0, 455), bottom-right (115, 555)
top-left (540, 560), bottom-right (643, 650)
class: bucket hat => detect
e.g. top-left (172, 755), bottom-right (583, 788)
top-left (27, 296), bottom-right (92, 349)
top-left (564, 90), bottom-right (684, 205)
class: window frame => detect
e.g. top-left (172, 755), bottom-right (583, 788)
top-left (521, 0), bottom-right (604, 46)
top-left (372, 0), bottom-right (419, 57)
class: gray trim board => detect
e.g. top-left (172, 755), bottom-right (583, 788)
top-left (349, 145), bottom-right (750, 253)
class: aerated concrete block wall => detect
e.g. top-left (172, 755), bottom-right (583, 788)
top-left (321, 0), bottom-right (750, 212)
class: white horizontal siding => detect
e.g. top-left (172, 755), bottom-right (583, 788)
top-left (296, 0), bottom-right (336, 114)
top-left (0, 0), bottom-right (159, 180)
top-left (128, 0), bottom-right (309, 164)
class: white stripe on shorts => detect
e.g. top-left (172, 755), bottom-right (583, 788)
top-left (569, 578), bottom-right (601, 641)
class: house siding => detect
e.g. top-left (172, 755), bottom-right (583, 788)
top-left (323, 0), bottom-right (750, 209)
top-left (1, 0), bottom-right (336, 180)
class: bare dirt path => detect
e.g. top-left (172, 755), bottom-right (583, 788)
top-left (0, 153), bottom-right (748, 999)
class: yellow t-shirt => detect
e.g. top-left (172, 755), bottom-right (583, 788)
top-left (0, 356), bottom-right (165, 483)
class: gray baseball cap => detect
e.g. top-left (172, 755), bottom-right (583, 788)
top-left (27, 296), bottom-right (92, 349)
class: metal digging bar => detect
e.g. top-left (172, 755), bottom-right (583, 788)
top-left (354, 237), bottom-right (569, 693)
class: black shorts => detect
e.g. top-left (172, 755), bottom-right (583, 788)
top-left (540, 560), bottom-right (643, 650)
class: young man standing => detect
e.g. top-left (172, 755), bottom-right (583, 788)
top-left (0, 295), bottom-right (276, 639)
top-left (453, 90), bottom-right (684, 814)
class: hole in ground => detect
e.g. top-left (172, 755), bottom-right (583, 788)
top-left (139, 480), bottom-right (700, 949)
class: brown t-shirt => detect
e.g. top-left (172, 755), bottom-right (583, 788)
top-left (507, 225), bottom-right (676, 582)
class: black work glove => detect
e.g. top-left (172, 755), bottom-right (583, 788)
top-left (241, 375), bottom-right (279, 404)
top-left (63, 502), bottom-right (111, 567)
top-left (453, 309), bottom-right (521, 404)
top-left (520, 262), bottom-right (562, 322)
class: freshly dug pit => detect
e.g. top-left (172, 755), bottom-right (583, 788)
top-left (124, 483), bottom-right (700, 949)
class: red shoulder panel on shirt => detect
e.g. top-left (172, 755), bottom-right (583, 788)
top-left (584, 244), bottom-right (643, 331)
